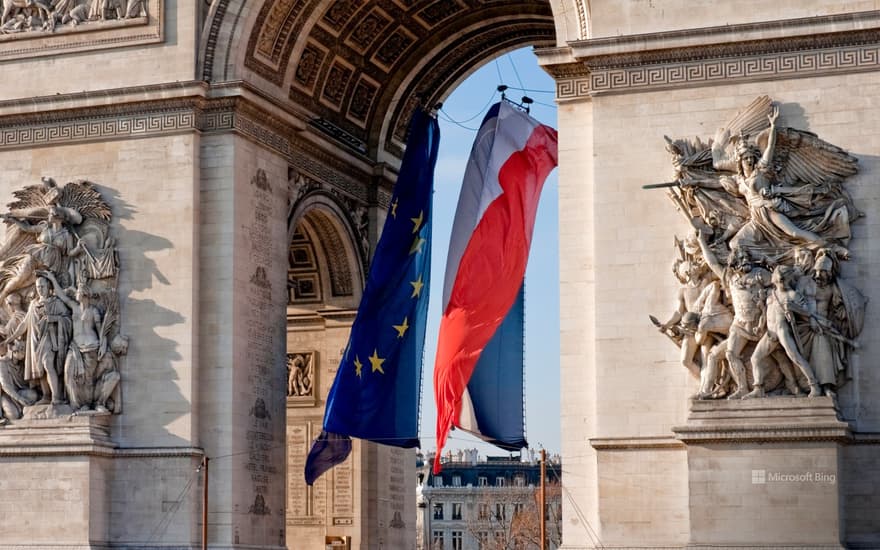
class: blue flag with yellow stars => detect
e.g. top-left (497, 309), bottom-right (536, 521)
top-left (305, 107), bottom-right (439, 485)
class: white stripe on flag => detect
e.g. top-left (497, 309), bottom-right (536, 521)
top-left (441, 102), bottom-right (541, 310)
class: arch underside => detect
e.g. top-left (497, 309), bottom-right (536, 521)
top-left (203, 0), bottom-right (557, 161)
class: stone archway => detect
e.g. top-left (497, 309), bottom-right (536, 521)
top-left (194, 1), bottom-right (578, 548)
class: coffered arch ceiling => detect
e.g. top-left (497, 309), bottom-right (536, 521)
top-left (202, 0), bottom-right (559, 160)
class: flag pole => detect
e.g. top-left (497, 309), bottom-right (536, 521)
top-left (201, 455), bottom-right (209, 550)
top-left (540, 449), bottom-right (546, 550)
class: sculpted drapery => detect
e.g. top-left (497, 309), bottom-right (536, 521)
top-left (652, 97), bottom-right (866, 401)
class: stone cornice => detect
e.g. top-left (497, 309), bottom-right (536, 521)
top-left (539, 10), bottom-right (880, 99)
top-left (673, 396), bottom-right (853, 444)
top-left (589, 436), bottom-right (685, 451)
top-left (0, 80), bottom-right (382, 206)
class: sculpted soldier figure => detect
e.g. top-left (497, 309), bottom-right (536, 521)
top-left (3, 275), bottom-right (72, 405)
top-left (745, 266), bottom-right (821, 399)
top-left (0, 179), bottom-right (126, 420)
top-left (653, 96), bottom-right (865, 400)
top-left (0, 340), bottom-right (37, 423)
top-left (696, 233), bottom-right (770, 399)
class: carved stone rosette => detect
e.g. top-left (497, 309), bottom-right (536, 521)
top-left (651, 96), bottom-right (866, 403)
top-left (0, 178), bottom-right (127, 423)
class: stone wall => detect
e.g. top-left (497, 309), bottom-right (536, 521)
top-left (545, 5), bottom-right (880, 547)
top-left (0, 0), bottom-right (198, 101)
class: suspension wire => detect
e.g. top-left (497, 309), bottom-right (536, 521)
top-left (531, 99), bottom-right (558, 109)
top-left (507, 54), bottom-right (526, 91)
top-left (504, 85), bottom-right (556, 95)
top-left (437, 110), bottom-right (481, 132)
top-left (438, 89), bottom-right (498, 126)
top-left (544, 462), bottom-right (605, 549)
top-left (145, 466), bottom-right (201, 543)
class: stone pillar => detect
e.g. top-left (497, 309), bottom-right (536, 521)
top-left (199, 133), bottom-right (289, 549)
top-left (674, 397), bottom-right (850, 549)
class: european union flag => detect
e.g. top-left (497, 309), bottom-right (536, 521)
top-left (305, 107), bottom-right (440, 485)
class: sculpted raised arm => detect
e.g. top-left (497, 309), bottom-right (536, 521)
top-left (761, 105), bottom-right (779, 167)
top-left (696, 232), bottom-right (725, 281)
top-left (40, 272), bottom-right (76, 311)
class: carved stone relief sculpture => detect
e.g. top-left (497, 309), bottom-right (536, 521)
top-left (287, 351), bottom-right (315, 402)
top-left (0, 0), bottom-right (146, 35)
top-left (0, 178), bottom-right (127, 423)
top-left (650, 97), bottom-right (866, 401)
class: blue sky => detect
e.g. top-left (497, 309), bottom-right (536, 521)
top-left (419, 47), bottom-right (561, 456)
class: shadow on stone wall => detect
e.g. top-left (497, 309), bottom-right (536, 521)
top-left (97, 184), bottom-right (191, 446)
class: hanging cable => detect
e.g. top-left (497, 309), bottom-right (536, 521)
top-left (504, 86), bottom-right (556, 95)
top-left (438, 90), bottom-right (498, 126)
top-left (145, 466), bottom-right (201, 543)
top-left (508, 54), bottom-right (526, 91)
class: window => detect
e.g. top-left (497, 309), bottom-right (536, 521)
top-left (433, 503), bottom-right (444, 520)
top-left (495, 503), bottom-right (506, 520)
top-left (495, 477), bottom-right (505, 487)
top-left (451, 531), bottom-right (463, 550)
top-left (477, 531), bottom-right (489, 549)
top-left (478, 476), bottom-right (488, 487)
top-left (478, 503), bottom-right (490, 520)
top-left (432, 530), bottom-right (445, 550)
top-left (514, 476), bottom-right (525, 487)
top-left (452, 475), bottom-right (462, 487)
top-left (513, 503), bottom-right (524, 516)
top-left (451, 502), bottom-right (462, 520)
top-left (433, 476), bottom-right (444, 487)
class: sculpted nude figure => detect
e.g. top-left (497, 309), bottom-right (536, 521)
top-left (696, 232), bottom-right (770, 399)
top-left (745, 266), bottom-right (821, 398)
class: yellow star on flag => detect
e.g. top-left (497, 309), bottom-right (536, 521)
top-left (409, 236), bottom-right (426, 254)
top-left (369, 349), bottom-right (385, 374)
top-left (354, 355), bottom-right (363, 378)
top-left (410, 274), bottom-right (424, 298)
top-left (391, 198), bottom-right (399, 219)
top-left (393, 316), bottom-right (410, 338)
top-left (410, 210), bottom-right (424, 233)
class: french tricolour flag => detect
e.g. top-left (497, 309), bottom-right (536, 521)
top-left (433, 101), bottom-right (558, 472)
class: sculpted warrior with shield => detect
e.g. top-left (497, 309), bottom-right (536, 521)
top-left (650, 96), bottom-right (866, 400)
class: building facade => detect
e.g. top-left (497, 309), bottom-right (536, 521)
top-left (417, 452), bottom-right (562, 550)
top-left (0, 1), bottom-right (877, 549)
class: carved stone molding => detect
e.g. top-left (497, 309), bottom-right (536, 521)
top-left (589, 436), bottom-right (685, 451)
top-left (588, 41), bottom-right (880, 96)
top-left (0, 82), bottom-right (380, 200)
top-left (541, 11), bottom-right (880, 98)
top-left (0, 0), bottom-right (162, 62)
top-left (673, 397), bottom-right (852, 444)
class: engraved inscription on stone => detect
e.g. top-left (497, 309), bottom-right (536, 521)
top-left (287, 419), bottom-right (325, 526)
top-left (387, 448), bottom-right (406, 529)
top-left (332, 454), bottom-right (353, 518)
top-left (287, 423), bottom-right (308, 518)
top-left (242, 168), bottom-right (280, 521)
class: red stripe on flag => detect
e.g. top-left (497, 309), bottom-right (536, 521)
top-left (433, 125), bottom-right (557, 472)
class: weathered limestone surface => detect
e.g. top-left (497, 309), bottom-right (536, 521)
top-left (544, 4), bottom-right (880, 548)
top-left (0, 0), bottom-right (198, 101)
